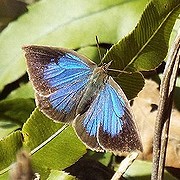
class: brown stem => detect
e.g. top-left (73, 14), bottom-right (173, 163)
top-left (151, 30), bottom-right (180, 180)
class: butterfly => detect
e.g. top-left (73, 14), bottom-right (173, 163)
top-left (23, 45), bottom-right (143, 154)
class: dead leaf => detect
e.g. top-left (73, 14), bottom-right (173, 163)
top-left (132, 79), bottom-right (180, 168)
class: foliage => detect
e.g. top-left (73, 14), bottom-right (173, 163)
top-left (0, 0), bottom-right (179, 179)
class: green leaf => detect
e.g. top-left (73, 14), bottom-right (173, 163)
top-left (114, 72), bottom-right (145, 99)
top-left (102, 0), bottom-right (179, 99)
top-left (22, 108), bottom-right (86, 178)
top-left (103, 0), bottom-right (180, 71)
top-left (0, 171), bottom-right (9, 180)
top-left (0, 0), bottom-right (27, 32)
top-left (87, 151), bottom-right (113, 167)
top-left (0, 98), bottom-right (35, 124)
top-left (124, 160), bottom-right (177, 180)
top-left (0, 120), bottom-right (19, 139)
top-left (0, 0), bottom-right (148, 90)
top-left (7, 82), bottom-right (34, 99)
top-left (47, 170), bottom-right (76, 180)
top-left (0, 131), bottom-right (22, 172)
top-left (0, 98), bottom-right (35, 138)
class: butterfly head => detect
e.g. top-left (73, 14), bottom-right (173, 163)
top-left (101, 61), bottom-right (112, 73)
top-left (89, 61), bottom-right (112, 85)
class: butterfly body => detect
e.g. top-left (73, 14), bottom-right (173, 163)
top-left (77, 65), bottom-right (109, 115)
top-left (23, 45), bottom-right (143, 154)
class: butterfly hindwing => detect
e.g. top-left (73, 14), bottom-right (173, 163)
top-left (23, 45), bottom-right (97, 122)
top-left (98, 77), bottom-right (143, 152)
top-left (74, 77), bottom-right (142, 153)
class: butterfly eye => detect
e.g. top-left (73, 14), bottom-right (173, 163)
top-left (101, 64), bottom-right (108, 73)
top-left (102, 61), bottom-right (112, 71)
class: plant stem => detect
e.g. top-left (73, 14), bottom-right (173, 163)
top-left (151, 30), bottom-right (180, 180)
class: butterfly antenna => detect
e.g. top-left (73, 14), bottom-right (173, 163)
top-left (96, 36), bottom-right (103, 65)
top-left (96, 36), bottom-right (130, 74)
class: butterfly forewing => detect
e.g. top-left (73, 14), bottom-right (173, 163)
top-left (23, 45), bottom-right (97, 122)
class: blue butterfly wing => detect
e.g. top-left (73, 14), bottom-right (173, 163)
top-left (23, 45), bottom-right (97, 122)
top-left (74, 77), bottom-right (142, 152)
